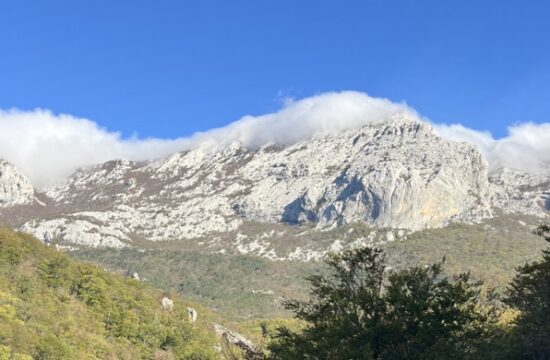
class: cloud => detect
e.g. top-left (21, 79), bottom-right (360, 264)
top-left (183, 91), bottom-right (418, 149)
top-left (0, 92), bottom-right (416, 189)
top-left (434, 122), bottom-right (550, 174)
top-left (0, 91), bottom-right (549, 189)
top-left (0, 109), bottom-right (189, 189)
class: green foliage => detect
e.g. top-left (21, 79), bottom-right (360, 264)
top-left (72, 247), bottom-right (326, 319)
top-left (504, 225), bottom-right (550, 359)
top-left (0, 227), bottom-right (218, 359)
top-left (269, 247), bottom-right (499, 359)
top-left (38, 255), bottom-right (72, 289)
top-left (0, 345), bottom-right (9, 360)
top-left (0, 344), bottom-right (32, 360)
top-left (4, 220), bottom-right (550, 359)
top-left (72, 264), bottom-right (108, 307)
top-left (11, 354), bottom-right (33, 360)
top-left (36, 335), bottom-right (75, 360)
top-left (0, 292), bottom-right (18, 321)
top-left (70, 214), bottom-right (547, 321)
top-left (382, 214), bottom-right (548, 291)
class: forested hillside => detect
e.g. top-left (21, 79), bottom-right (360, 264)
top-left (0, 227), bottom-right (218, 359)
top-left (2, 225), bottom-right (550, 359)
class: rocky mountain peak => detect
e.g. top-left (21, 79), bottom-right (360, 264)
top-left (0, 159), bottom-right (34, 207)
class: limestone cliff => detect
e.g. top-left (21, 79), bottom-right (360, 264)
top-left (0, 160), bottom-right (34, 207)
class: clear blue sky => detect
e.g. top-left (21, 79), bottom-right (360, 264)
top-left (1, 0), bottom-right (549, 139)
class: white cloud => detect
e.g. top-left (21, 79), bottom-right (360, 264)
top-left (0, 109), bottom-right (189, 189)
top-left (434, 122), bottom-right (550, 174)
top-left (0, 91), bottom-right (549, 190)
top-left (183, 91), bottom-right (418, 149)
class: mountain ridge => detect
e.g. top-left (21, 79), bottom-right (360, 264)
top-left (0, 114), bottom-right (548, 260)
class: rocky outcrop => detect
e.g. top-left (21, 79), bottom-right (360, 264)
top-left (489, 167), bottom-right (550, 217)
top-left (229, 115), bottom-right (491, 230)
top-left (187, 307), bottom-right (198, 323)
top-left (161, 297), bottom-right (174, 311)
top-left (0, 160), bottom-right (34, 207)
top-left (214, 324), bottom-right (264, 359)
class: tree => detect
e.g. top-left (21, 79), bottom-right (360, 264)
top-left (71, 264), bottom-right (108, 307)
top-left (269, 247), bottom-right (497, 359)
top-left (505, 225), bottom-right (550, 359)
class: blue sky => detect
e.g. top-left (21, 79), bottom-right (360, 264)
top-left (1, 0), bottom-right (549, 139)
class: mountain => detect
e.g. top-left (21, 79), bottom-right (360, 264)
top-left (1, 114), bottom-right (549, 318)
top-left (0, 114), bottom-right (548, 261)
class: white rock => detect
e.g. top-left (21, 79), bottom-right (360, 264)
top-left (0, 160), bottom-right (34, 207)
top-left (214, 324), bottom-right (259, 355)
top-left (187, 307), bottom-right (198, 323)
top-left (489, 167), bottom-right (550, 217)
top-left (161, 297), bottom-right (174, 311)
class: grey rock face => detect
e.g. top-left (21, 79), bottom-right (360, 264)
top-left (229, 115), bottom-right (492, 230)
top-left (0, 160), bottom-right (34, 207)
top-left (489, 167), bottom-right (550, 217)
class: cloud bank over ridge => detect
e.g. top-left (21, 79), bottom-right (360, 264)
top-left (1, 91), bottom-right (549, 189)
top-left (433, 122), bottom-right (550, 175)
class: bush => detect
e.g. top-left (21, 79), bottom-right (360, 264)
top-left (36, 335), bottom-right (74, 360)
top-left (0, 344), bottom-right (32, 360)
top-left (71, 264), bottom-right (108, 307)
top-left (38, 256), bottom-right (72, 289)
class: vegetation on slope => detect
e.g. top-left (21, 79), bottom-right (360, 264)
top-left (268, 247), bottom-right (501, 359)
top-left (0, 227), bottom-right (218, 359)
top-left (3, 219), bottom-right (549, 359)
top-left (72, 249), bottom-right (326, 320)
top-left (72, 214), bottom-right (547, 320)
top-left (383, 214), bottom-right (548, 289)
top-left (267, 224), bottom-right (550, 359)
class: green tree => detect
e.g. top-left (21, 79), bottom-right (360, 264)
top-left (269, 247), bottom-right (497, 359)
top-left (505, 225), bottom-right (550, 359)
top-left (71, 264), bottom-right (107, 307)
top-left (38, 255), bottom-right (72, 289)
